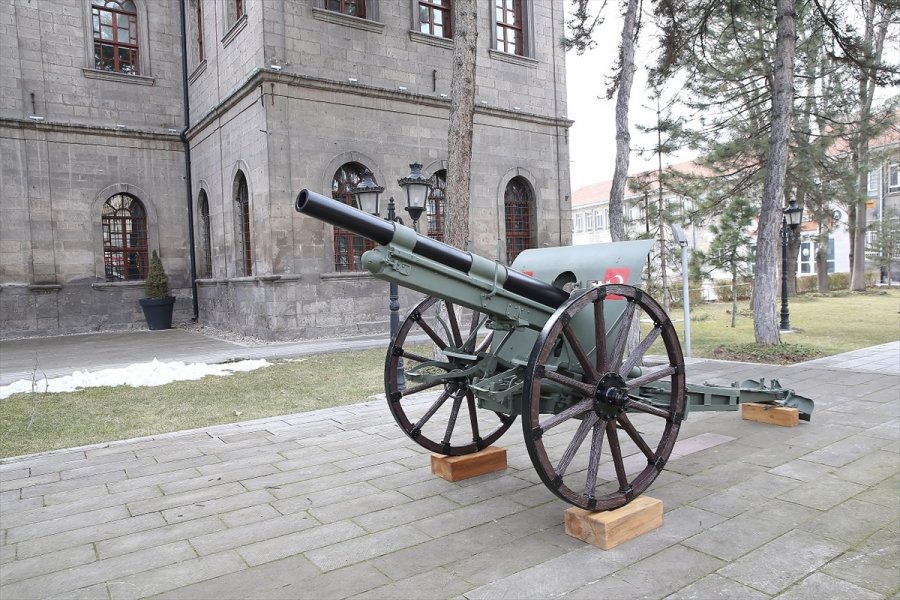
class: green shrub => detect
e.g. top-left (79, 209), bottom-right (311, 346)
top-left (144, 250), bottom-right (170, 299)
top-left (828, 272), bottom-right (849, 290)
top-left (797, 275), bottom-right (818, 294)
top-left (713, 278), bottom-right (752, 301)
top-left (865, 271), bottom-right (878, 287)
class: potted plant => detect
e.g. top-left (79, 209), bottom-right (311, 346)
top-left (139, 250), bottom-right (176, 330)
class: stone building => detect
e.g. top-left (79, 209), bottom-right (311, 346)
top-left (1, 0), bottom-right (572, 339)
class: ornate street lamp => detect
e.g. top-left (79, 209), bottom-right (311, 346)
top-left (350, 162), bottom-right (429, 360)
top-left (397, 162), bottom-right (431, 230)
top-left (780, 199), bottom-right (804, 332)
top-left (351, 169), bottom-right (384, 216)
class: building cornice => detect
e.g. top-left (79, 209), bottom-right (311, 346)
top-left (0, 117), bottom-right (181, 143)
top-left (186, 68), bottom-right (573, 140)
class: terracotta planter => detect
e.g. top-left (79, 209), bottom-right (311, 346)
top-left (139, 296), bottom-right (176, 330)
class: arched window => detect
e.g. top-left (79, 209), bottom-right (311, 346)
top-left (91, 0), bottom-right (140, 74)
top-left (504, 176), bottom-right (535, 264)
top-left (102, 193), bottom-right (148, 281)
top-left (234, 172), bottom-right (252, 276)
top-left (198, 191), bottom-right (212, 278)
top-left (332, 162), bottom-right (373, 272)
top-left (426, 169), bottom-right (446, 242)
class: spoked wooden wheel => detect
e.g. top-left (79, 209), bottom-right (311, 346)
top-left (522, 284), bottom-right (685, 510)
top-left (386, 296), bottom-right (515, 456)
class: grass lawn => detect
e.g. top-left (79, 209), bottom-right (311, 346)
top-left (670, 288), bottom-right (900, 362)
top-left (2, 290), bottom-right (897, 458)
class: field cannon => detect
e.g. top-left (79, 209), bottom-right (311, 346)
top-left (295, 189), bottom-right (812, 512)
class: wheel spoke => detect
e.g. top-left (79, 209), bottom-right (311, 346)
top-left (583, 417), bottom-right (607, 496)
top-left (617, 413), bottom-right (656, 463)
top-left (442, 392), bottom-right (464, 446)
top-left (445, 301), bottom-right (463, 347)
top-left (556, 413), bottom-right (598, 476)
top-left (466, 391), bottom-right (481, 443)
top-left (401, 378), bottom-right (447, 397)
top-left (618, 326), bottom-right (661, 378)
top-left (414, 316), bottom-right (448, 350)
top-left (543, 369), bottom-right (595, 397)
top-left (539, 398), bottom-right (592, 433)
top-left (413, 389), bottom-right (452, 430)
top-left (606, 419), bottom-right (629, 491)
top-left (594, 296), bottom-right (607, 373)
top-left (563, 324), bottom-right (597, 381)
top-left (398, 350), bottom-right (432, 364)
top-left (609, 300), bottom-right (636, 372)
top-left (625, 365), bottom-right (676, 388)
top-left (625, 396), bottom-right (673, 420)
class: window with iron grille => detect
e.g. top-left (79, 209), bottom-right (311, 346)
top-left (327, 0), bottom-right (366, 18)
top-left (234, 172), bottom-right (252, 276)
top-left (504, 176), bottom-right (534, 264)
top-left (494, 0), bottom-right (523, 55)
top-left (102, 193), bottom-right (148, 281)
top-left (198, 190), bottom-right (212, 278)
top-left (92, 0), bottom-right (140, 74)
top-left (332, 163), bottom-right (375, 272)
top-left (426, 169), bottom-right (446, 241)
top-left (419, 0), bottom-right (451, 38)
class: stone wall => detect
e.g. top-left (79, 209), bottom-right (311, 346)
top-left (1, 0), bottom-right (571, 340)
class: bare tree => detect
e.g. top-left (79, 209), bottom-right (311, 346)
top-left (444, 0), bottom-right (478, 250)
top-left (846, 1), bottom-right (894, 290)
top-left (566, 0), bottom-right (639, 242)
top-left (609, 0), bottom-right (640, 242)
top-left (752, 0), bottom-right (797, 345)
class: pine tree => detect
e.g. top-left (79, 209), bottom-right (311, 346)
top-left (705, 197), bottom-right (756, 327)
top-left (144, 250), bottom-right (170, 299)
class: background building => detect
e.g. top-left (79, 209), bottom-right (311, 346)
top-left (572, 141), bottom-right (900, 295)
top-left (1, 0), bottom-right (572, 339)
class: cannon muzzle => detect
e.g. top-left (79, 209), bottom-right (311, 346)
top-left (295, 189), bottom-right (570, 309)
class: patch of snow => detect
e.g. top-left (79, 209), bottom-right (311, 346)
top-left (0, 358), bottom-right (271, 400)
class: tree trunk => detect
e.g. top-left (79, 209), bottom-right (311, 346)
top-left (815, 235), bottom-right (829, 292)
top-left (753, 0), bottom-right (796, 345)
top-left (850, 1), bottom-right (890, 291)
top-left (730, 271), bottom-right (738, 328)
top-left (851, 163), bottom-right (868, 290)
top-left (607, 0), bottom-right (639, 243)
top-left (444, 0), bottom-right (477, 251)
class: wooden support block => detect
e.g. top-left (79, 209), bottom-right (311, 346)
top-left (741, 402), bottom-right (799, 427)
top-left (564, 496), bottom-right (663, 550)
top-left (430, 446), bottom-right (507, 482)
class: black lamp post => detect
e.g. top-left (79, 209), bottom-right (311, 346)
top-left (780, 199), bottom-right (804, 332)
top-left (351, 164), bottom-right (430, 339)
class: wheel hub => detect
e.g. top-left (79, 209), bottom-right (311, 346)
top-left (593, 372), bottom-right (629, 418)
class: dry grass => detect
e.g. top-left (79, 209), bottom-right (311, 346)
top-left (2, 290), bottom-right (897, 458)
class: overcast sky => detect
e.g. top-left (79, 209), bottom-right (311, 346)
top-left (563, 7), bottom-right (697, 194)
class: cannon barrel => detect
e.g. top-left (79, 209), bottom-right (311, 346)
top-left (295, 189), bottom-right (569, 309)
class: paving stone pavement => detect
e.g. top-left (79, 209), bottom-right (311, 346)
top-left (0, 340), bottom-right (898, 599)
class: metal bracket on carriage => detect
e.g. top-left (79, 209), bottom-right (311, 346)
top-left (715, 378), bottom-right (815, 422)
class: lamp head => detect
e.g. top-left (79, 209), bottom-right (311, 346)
top-left (351, 169), bottom-right (384, 216)
top-left (783, 199), bottom-right (803, 230)
top-left (398, 162), bottom-right (431, 225)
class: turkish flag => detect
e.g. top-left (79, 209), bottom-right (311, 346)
top-left (602, 267), bottom-right (630, 299)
